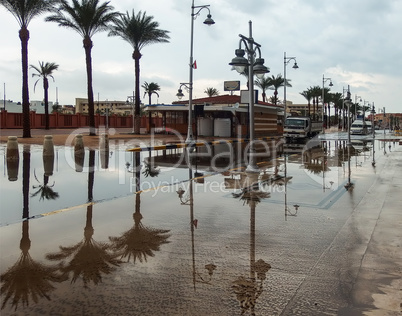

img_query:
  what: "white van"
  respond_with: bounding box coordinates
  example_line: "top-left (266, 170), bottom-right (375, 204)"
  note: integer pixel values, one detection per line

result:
top-left (350, 120), bottom-right (368, 135)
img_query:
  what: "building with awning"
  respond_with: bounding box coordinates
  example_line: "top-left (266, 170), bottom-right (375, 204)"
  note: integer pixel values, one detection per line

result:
top-left (143, 94), bottom-right (283, 137)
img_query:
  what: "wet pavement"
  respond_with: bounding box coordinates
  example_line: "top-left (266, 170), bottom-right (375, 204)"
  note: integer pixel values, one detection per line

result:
top-left (0, 130), bottom-right (401, 315)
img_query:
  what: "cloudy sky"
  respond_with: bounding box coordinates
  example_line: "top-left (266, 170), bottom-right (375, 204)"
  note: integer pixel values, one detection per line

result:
top-left (1, 0), bottom-right (401, 113)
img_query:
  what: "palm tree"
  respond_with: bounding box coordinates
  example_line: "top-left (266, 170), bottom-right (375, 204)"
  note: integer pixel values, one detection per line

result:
top-left (329, 92), bottom-right (343, 127)
top-left (108, 10), bottom-right (170, 134)
top-left (204, 87), bottom-right (219, 97)
top-left (254, 76), bottom-right (272, 102)
top-left (300, 89), bottom-right (313, 116)
top-left (30, 61), bottom-right (59, 130)
top-left (142, 81), bottom-right (160, 105)
top-left (322, 87), bottom-right (331, 127)
top-left (0, 0), bottom-right (55, 138)
top-left (45, 0), bottom-right (120, 136)
top-left (142, 81), bottom-right (160, 133)
top-left (310, 86), bottom-right (322, 120)
top-left (267, 74), bottom-right (291, 106)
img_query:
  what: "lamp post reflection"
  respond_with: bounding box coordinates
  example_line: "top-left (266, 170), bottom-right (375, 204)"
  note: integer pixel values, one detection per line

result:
top-left (344, 145), bottom-right (353, 190)
top-left (177, 161), bottom-right (216, 288)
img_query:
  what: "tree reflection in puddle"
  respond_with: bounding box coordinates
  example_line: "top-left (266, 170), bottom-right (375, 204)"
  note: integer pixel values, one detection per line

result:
top-left (45, 150), bottom-right (121, 288)
top-left (109, 151), bottom-right (170, 263)
top-left (1, 145), bottom-right (66, 311)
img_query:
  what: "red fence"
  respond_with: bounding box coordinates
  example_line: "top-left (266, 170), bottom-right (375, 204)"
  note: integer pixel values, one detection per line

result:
top-left (0, 111), bottom-right (162, 130)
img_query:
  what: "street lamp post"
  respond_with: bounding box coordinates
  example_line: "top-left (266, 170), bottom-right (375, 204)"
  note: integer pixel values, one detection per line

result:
top-left (283, 52), bottom-right (298, 122)
top-left (177, 0), bottom-right (215, 145)
top-left (322, 75), bottom-right (333, 133)
top-left (344, 85), bottom-right (352, 146)
top-left (229, 21), bottom-right (270, 172)
top-left (370, 104), bottom-right (376, 166)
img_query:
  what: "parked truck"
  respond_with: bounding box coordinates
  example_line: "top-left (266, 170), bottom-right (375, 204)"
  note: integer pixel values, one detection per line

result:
top-left (284, 116), bottom-right (322, 142)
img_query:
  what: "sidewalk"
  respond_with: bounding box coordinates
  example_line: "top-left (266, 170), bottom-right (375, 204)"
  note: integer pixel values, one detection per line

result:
top-left (346, 144), bottom-right (402, 314)
top-left (0, 128), bottom-right (183, 148)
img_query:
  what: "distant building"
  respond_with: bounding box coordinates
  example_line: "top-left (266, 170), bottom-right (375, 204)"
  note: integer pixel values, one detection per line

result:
top-left (75, 98), bottom-right (134, 116)
top-left (286, 101), bottom-right (323, 116)
top-left (0, 99), bottom-right (53, 114)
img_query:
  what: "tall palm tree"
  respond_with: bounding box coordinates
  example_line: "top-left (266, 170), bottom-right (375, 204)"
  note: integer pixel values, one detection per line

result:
top-left (322, 87), bottom-right (331, 127)
top-left (0, 0), bottom-right (55, 138)
top-left (45, 0), bottom-right (120, 136)
top-left (204, 87), bottom-right (219, 97)
top-left (329, 92), bottom-right (343, 127)
top-left (108, 10), bottom-right (170, 134)
top-left (30, 61), bottom-right (59, 130)
top-left (142, 81), bottom-right (160, 133)
top-left (300, 89), bottom-right (313, 116)
top-left (310, 86), bottom-right (322, 120)
top-left (267, 74), bottom-right (291, 106)
top-left (254, 76), bottom-right (272, 103)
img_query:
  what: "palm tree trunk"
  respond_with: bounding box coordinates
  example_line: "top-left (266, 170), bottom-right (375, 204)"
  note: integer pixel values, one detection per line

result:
top-left (88, 149), bottom-right (95, 202)
top-left (148, 93), bottom-right (152, 133)
top-left (84, 37), bottom-right (96, 136)
top-left (312, 99), bottom-right (316, 117)
top-left (44, 78), bottom-right (49, 130)
top-left (133, 50), bottom-right (142, 134)
top-left (20, 27), bottom-right (31, 138)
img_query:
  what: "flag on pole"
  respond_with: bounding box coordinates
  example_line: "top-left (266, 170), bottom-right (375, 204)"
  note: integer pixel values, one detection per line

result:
top-left (193, 60), bottom-right (197, 69)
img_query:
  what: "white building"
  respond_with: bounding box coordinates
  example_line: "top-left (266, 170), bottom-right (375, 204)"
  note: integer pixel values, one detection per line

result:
top-left (0, 99), bottom-right (53, 114)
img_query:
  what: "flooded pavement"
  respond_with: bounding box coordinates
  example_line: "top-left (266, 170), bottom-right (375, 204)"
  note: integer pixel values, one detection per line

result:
top-left (0, 131), bottom-right (401, 315)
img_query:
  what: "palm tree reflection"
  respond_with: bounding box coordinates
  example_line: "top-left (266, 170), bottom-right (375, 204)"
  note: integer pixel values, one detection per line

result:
top-left (232, 172), bottom-right (270, 206)
top-left (31, 170), bottom-right (59, 201)
top-left (110, 151), bottom-right (170, 263)
top-left (231, 171), bottom-right (271, 315)
top-left (1, 145), bottom-right (66, 311)
top-left (46, 150), bottom-right (121, 288)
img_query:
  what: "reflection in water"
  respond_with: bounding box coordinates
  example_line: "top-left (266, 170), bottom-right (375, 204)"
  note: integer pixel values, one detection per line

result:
top-left (1, 145), bottom-right (66, 311)
top-left (6, 136), bottom-right (19, 181)
top-left (232, 172), bottom-right (270, 206)
top-left (31, 152), bottom-right (59, 201)
top-left (110, 152), bottom-right (170, 263)
top-left (0, 220), bottom-right (67, 311)
top-left (143, 149), bottom-right (160, 178)
top-left (31, 171), bottom-right (59, 201)
top-left (6, 159), bottom-right (19, 182)
top-left (46, 150), bottom-right (121, 288)
top-left (74, 135), bottom-right (85, 172)
top-left (178, 157), bottom-right (217, 288)
top-left (99, 133), bottom-right (109, 170)
top-left (230, 171), bottom-right (271, 314)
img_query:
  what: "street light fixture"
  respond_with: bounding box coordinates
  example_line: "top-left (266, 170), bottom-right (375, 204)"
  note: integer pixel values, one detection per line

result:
top-left (370, 104), bottom-right (376, 167)
top-left (229, 21), bottom-right (270, 172)
top-left (178, 0), bottom-right (215, 145)
top-left (322, 75), bottom-right (333, 132)
top-left (283, 52), bottom-right (298, 121)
